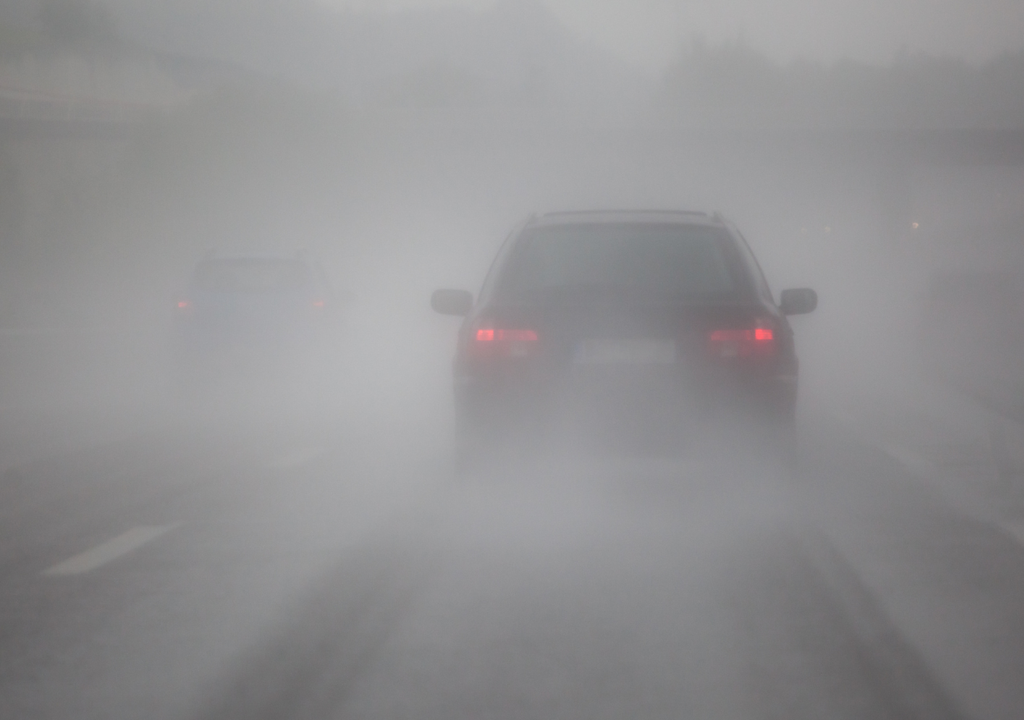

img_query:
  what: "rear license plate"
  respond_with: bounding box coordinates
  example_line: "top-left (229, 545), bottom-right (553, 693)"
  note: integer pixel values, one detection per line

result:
top-left (574, 338), bottom-right (676, 365)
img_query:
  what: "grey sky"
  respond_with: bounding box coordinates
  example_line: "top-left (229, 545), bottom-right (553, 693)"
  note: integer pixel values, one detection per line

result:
top-left (318, 0), bottom-right (1024, 69)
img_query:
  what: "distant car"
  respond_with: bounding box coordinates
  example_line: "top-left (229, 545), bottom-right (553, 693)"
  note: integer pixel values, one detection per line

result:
top-left (171, 252), bottom-right (335, 392)
top-left (431, 210), bottom-right (817, 457)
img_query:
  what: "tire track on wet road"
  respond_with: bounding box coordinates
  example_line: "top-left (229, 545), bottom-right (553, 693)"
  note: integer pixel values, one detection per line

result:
top-left (190, 532), bottom-right (441, 720)
top-left (796, 527), bottom-right (971, 720)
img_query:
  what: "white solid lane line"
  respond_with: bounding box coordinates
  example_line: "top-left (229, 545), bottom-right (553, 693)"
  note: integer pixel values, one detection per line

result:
top-left (828, 412), bottom-right (933, 477)
top-left (877, 442), bottom-right (1024, 552)
top-left (271, 446), bottom-right (328, 470)
top-left (43, 525), bottom-right (178, 577)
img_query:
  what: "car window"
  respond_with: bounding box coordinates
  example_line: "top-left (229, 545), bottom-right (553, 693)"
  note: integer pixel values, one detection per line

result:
top-left (733, 231), bottom-right (775, 306)
top-left (498, 223), bottom-right (737, 302)
top-left (476, 220), bottom-right (530, 306)
top-left (194, 259), bottom-right (310, 293)
top-left (313, 262), bottom-right (333, 293)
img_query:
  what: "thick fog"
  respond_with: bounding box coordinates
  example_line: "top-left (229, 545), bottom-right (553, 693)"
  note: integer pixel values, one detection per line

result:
top-left (3, 0), bottom-right (1023, 439)
top-left (2, 1), bottom-right (1024, 718)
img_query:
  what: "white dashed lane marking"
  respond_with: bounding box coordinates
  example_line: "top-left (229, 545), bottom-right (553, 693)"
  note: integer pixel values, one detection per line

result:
top-left (43, 525), bottom-right (178, 576)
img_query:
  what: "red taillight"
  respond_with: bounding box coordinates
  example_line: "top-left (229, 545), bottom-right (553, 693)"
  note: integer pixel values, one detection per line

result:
top-left (312, 299), bottom-right (325, 309)
top-left (470, 327), bottom-right (539, 358)
top-left (177, 300), bottom-right (191, 310)
top-left (708, 323), bottom-right (776, 358)
top-left (475, 328), bottom-right (538, 343)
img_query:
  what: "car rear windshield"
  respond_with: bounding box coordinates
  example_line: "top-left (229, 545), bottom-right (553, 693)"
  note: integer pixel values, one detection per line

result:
top-left (499, 223), bottom-right (738, 302)
top-left (194, 259), bottom-right (309, 293)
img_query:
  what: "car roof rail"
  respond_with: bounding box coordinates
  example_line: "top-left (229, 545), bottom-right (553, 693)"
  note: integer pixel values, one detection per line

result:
top-left (541, 209), bottom-right (709, 218)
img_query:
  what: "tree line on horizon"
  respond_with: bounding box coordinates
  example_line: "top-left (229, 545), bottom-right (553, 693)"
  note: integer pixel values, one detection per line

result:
top-left (5, 1), bottom-right (1024, 128)
top-left (658, 40), bottom-right (1024, 129)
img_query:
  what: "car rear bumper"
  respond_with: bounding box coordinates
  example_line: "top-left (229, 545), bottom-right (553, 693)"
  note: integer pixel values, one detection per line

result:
top-left (454, 363), bottom-right (796, 444)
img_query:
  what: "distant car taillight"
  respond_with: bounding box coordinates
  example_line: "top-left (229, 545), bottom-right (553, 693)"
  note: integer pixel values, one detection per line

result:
top-left (475, 328), bottom-right (538, 342)
top-left (708, 321), bottom-right (776, 358)
top-left (177, 300), bottom-right (192, 311)
top-left (312, 299), bottom-right (325, 309)
top-left (469, 327), bottom-right (539, 358)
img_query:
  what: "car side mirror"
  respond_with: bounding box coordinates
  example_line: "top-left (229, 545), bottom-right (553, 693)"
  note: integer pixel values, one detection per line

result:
top-left (780, 288), bottom-right (817, 315)
top-left (431, 288), bottom-right (473, 316)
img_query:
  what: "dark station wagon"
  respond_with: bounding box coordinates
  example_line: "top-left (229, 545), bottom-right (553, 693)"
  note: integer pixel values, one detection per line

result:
top-left (432, 210), bottom-right (817, 458)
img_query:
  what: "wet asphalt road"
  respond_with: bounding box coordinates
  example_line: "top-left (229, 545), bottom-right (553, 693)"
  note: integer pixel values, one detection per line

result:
top-left (1, 401), bottom-right (1024, 720)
